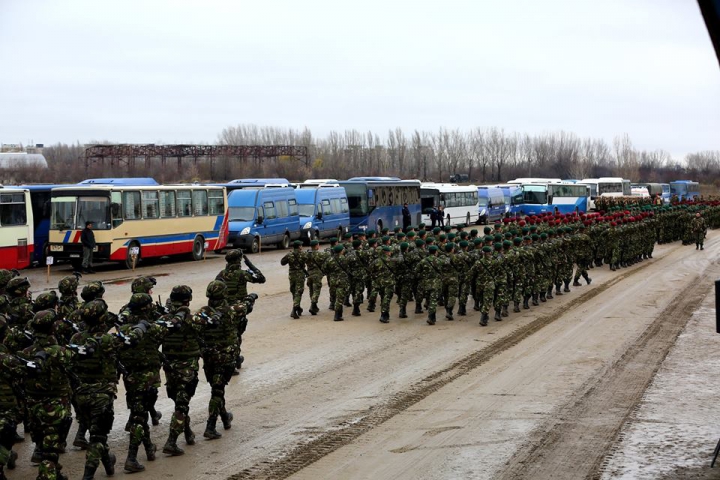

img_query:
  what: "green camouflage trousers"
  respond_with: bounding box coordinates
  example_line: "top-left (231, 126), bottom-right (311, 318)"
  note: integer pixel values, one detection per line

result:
top-left (306, 275), bottom-right (323, 303)
top-left (419, 284), bottom-right (439, 315)
top-left (289, 272), bottom-right (305, 307)
top-left (203, 362), bottom-right (235, 421)
top-left (476, 281), bottom-right (495, 314)
top-left (123, 369), bottom-right (161, 448)
top-left (494, 282), bottom-right (509, 308)
top-left (27, 396), bottom-right (71, 476)
top-left (76, 386), bottom-right (115, 470)
top-left (397, 276), bottom-right (414, 309)
top-left (164, 357), bottom-right (200, 438)
top-left (373, 281), bottom-right (395, 314)
top-left (0, 414), bottom-right (16, 469)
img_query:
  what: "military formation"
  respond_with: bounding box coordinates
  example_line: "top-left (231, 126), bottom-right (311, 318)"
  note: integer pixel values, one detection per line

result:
top-left (0, 249), bottom-right (263, 480)
top-left (281, 201), bottom-right (720, 326)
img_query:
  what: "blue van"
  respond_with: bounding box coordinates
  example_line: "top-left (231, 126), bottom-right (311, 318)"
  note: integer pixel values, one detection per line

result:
top-left (477, 187), bottom-right (506, 224)
top-left (295, 185), bottom-right (350, 242)
top-left (227, 187), bottom-right (301, 253)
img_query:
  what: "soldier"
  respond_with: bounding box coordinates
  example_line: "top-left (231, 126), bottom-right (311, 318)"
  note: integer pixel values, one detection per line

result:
top-left (472, 246), bottom-right (497, 326)
top-left (118, 293), bottom-right (165, 473)
top-left (160, 286), bottom-right (206, 456)
top-left (280, 241), bottom-right (308, 319)
top-left (440, 243), bottom-right (459, 320)
top-left (200, 281), bottom-right (252, 440)
top-left (415, 245), bottom-right (442, 325)
top-left (369, 246), bottom-right (399, 323)
top-left (395, 242), bottom-right (414, 318)
top-left (346, 240), bottom-right (369, 316)
top-left (20, 310), bottom-right (74, 480)
top-left (304, 240), bottom-right (326, 315)
top-left (323, 245), bottom-right (351, 321)
top-left (0, 269), bottom-right (20, 315)
top-left (691, 212), bottom-right (707, 250)
top-left (57, 274), bottom-right (81, 322)
top-left (0, 314), bottom-right (24, 480)
top-left (71, 299), bottom-right (148, 480)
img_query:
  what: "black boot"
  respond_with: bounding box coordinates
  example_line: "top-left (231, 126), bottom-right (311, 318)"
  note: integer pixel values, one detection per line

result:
top-left (334, 306), bottom-right (344, 322)
top-left (540, 292), bottom-right (546, 302)
top-left (328, 299), bottom-right (335, 310)
top-left (143, 438), bottom-right (156, 461)
top-left (203, 418), bottom-right (222, 440)
top-left (414, 302), bottom-right (423, 314)
top-left (610, 264), bottom-right (616, 271)
top-left (7, 451), bottom-right (17, 470)
top-left (555, 285), bottom-right (562, 296)
top-left (480, 313), bottom-right (489, 326)
top-left (563, 280), bottom-right (570, 293)
top-left (31, 446), bottom-right (42, 464)
top-left (184, 418), bottom-right (195, 445)
top-left (124, 445), bottom-right (145, 473)
top-left (546, 287), bottom-right (554, 300)
top-left (501, 305), bottom-right (509, 317)
top-left (573, 279), bottom-right (582, 287)
top-left (343, 297), bottom-right (352, 307)
top-left (445, 306), bottom-right (454, 320)
top-left (82, 465), bottom-right (97, 480)
top-left (310, 302), bottom-right (319, 315)
top-left (220, 411), bottom-right (233, 430)
top-left (352, 304), bottom-right (361, 316)
top-left (532, 294), bottom-right (539, 306)
top-left (583, 273), bottom-right (592, 285)
top-left (73, 427), bottom-right (89, 450)
top-left (494, 309), bottom-right (502, 321)
top-left (399, 306), bottom-right (408, 318)
top-left (162, 432), bottom-right (185, 456)
top-left (102, 451), bottom-right (116, 476)
top-left (379, 312), bottom-right (390, 323)
top-left (523, 296), bottom-right (530, 309)
top-left (151, 410), bottom-right (162, 427)
top-left (290, 306), bottom-right (299, 319)
top-left (367, 302), bottom-right (375, 313)
top-left (513, 301), bottom-right (520, 313)
top-left (426, 312), bottom-right (436, 325)
top-left (701, 245), bottom-right (704, 250)
top-left (473, 299), bottom-right (481, 311)
top-left (458, 303), bottom-right (467, 316)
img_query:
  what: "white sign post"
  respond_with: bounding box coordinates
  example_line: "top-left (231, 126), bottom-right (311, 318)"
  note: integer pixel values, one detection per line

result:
top-left (129, 246), bottom-right (140, 271)
top-left (45, 256), bottom-right (54, 283)
top-left (204, 241), bottom-right (209, 261)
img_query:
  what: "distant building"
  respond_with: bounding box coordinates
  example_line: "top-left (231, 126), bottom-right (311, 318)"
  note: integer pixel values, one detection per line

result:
top-left (0, 152), bottom-right (48, 169)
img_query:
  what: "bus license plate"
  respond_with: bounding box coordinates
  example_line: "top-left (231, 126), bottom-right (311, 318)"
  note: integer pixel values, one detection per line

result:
top-left (50, 245), bottom-right (63, 252)
top-left (70, 254), bottom-right (80, 258)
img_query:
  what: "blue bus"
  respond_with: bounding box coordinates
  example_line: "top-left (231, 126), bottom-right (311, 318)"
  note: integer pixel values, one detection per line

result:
top-left (226, 186), bottom-right (301, 253)
top-left (295, 184), bottom-right (350, 242)
top-left (477, 187), bottom-right (506, 224)
top-left (518, 182), bottom-right (590, 215)
top-left (338, 179), bottom-right (421, 233)
top-left (669, 180), bottom-right (700, 201)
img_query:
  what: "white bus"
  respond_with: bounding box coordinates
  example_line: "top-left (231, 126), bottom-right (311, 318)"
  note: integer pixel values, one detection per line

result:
top-left (48, 183), bottom-right (229, 269)
top-left (420, 183), bottom-right (479, 226)
top-left (507, 178), bottom-right (562, 185)
top-left (579, 177), bottom-right (632, 210)
top-left (0, 188), bottom-right (33, 270)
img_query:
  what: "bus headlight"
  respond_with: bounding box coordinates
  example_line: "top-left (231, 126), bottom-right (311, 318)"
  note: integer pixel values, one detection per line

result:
top-left (303, 221), bottom-right (312, 230)
top-left (240, 227), bottom-right (250, 235)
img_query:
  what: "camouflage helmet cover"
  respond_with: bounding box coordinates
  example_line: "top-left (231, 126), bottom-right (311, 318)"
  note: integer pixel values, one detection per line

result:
top-left (33, 291), bottom-right (59, 312)
top-left (58, 275), bottom-right (79, 295)
top-left (206, 280), bottom-right (227, 299)
top-left (131, 276), bottom-right (157, 294)
top-left (30, 310), bottom-right (57, 333)
top-left (5, 277), bottom-right (30, 296)
top-left (80, 299), bottom-right (109, 323)
top-left (128, 293), bottom-right (153, 310)
top-left (0, 269), bottom-right (19, 290)
top-left (81, 281), bottom-right (105, 301)
top-left (170, 285), bottom-right (193, 303)
top-left (225, 249), bottom-right (243, 264)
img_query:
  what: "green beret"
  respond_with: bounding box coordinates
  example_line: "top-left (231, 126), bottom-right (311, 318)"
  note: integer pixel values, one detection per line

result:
top-left (433, 227), bottom-right (441, 234)
top-left (448, 233), bottom-right (456, 240)
top-left (396, 232), bottom-right (405, 238)
top-left (540, 233), bottom-right (548, 240)
top-left (400, 242), bottom-right (409, 250)
top-left (531, 234), bottom-right (540, 241)
top-left (521, 227), bottom-right (529, 234)
top-left (459, 240), bottom-right (469, 248)
top-left (426, 237), bottom-right (435, 244)
top-left (381, 227), bottom-right (390, 233)
top-left (352, 240), bottom-right (362, 248)
top-left (382, 246), bottom-right (392, 252)
top-left (367, 230), bottom-right (376, 236)
top-left (428, 245), bottom-right (438, 253)
top-left (329, 237), bottom-right (338, 244)
top-left (473, 238), bottom-right (483, 245)
top-left (530, 225), bottom-right (537, 231)
top-left (357, 231), bottom-right (367, 237)
top-left (407, 231), bottom-right (416, 238)
top-left (470, 229), bottom-right (478, 236)
top-left (444, 243), bottom-right (454, 253)
top-left (503, 240), bottom-right (512, 247)
top-left (482, 246), bottom-right (492, 253)
top-left (381, 236), bottom-right (390, 243)
top-left (483, 227), bottom-right (492, 234)
top-left (484, 235), bottom-right (493, 243)
top-left (415, 239), bottom-right (425, 247)
top-left (493, 234), bottom-right (502, 241)
top-left (332, 245), bottom-right (344, 252)
top-left (293, 240), bottom-right (303, 248)
top-left (418, 223), bottom-right (426, 229)
top-left (443, 226), bottom-right (452, 232)
top-left (494, 242), bottom-right (502, 250)
top-left (393, 226), bottom-right (402, 232)
top-left (523, 235), bottom-right (531, 241)
top-left (343, 232), bottom-right (353, 239)
top-left (309, 240), bottom-right (320, 246)
top-left (459, 231), bottom-right (468, 238)
top-left (368, 238), bottom-right (378, 245)
top-left (438, 234), bottom-right (447, 241)
top-left (504, 232), bottom-right (512, 239)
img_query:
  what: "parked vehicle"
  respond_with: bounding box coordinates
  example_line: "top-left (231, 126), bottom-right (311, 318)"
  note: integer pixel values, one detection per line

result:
top-left (477, 187), bottom-right (506, 224)
top-left (338, 179), bottom-right (421, 233)
top-left (227, 186), bottom-right (301, 253)
top-left (295, 184), bottom-right (350, 242)
top-left (420, 183), bottom-right (479, 226)
top-left (0, 188), bottom-right (33, 269)
top-left (669, 180), bottom-right (700, 201)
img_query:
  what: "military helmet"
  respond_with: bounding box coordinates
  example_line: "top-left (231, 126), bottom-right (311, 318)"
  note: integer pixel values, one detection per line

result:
top-left (58, 275), bottom-right (79, 295)
top-left (170, 285), bottom-right (193, 303)
top-left (81, 281), bottom-right (105, 301)
top-left (225, 249), bottom-right (243, 264)
top-left (30, 310), bottom-right (57, 334)
top-left (131, 276), bottom-right (157, 294)
top-left (81, 299), bottom-right (108, 324)
top-left (6, 277), bottom-right (30, 296)
top-left (206, 280), bottom-right (227, 300)
top-left (128, 293), bottom-right (153, 311)
top-left (33, 291), bottom-right (59, 312)
top-left (0, 269), bottom-right (19, 290)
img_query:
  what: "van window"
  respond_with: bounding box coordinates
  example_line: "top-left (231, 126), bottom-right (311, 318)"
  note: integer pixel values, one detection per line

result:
top-left (177, 190), bottom-right (192, 217)
top-left (208, 189), bottom-right (224, 215)
top-left (193, 190), bottom-right (208, 216)
top-left (288, 198), bottom-right (299, 216)
top-left (340, 198), bottom-right (349, 213)
top-left (142, 191), bottom-right (159, 219)
top-left (264, 201), bottom-right (276, 219)
top-left (330, 198), bottom-right (341, 215)
top-left (322, 199), bottom-right (332, 215)
top-left (160, 191), bottom-right (176, 217)
top-left (123, 191), bottom-right (141, 220)
top-left (276, 200), bottom-right (289, 218)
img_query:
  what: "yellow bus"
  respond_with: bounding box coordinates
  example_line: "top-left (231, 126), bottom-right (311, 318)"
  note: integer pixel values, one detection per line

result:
top-left (48, 184), bottom-right (228, 268)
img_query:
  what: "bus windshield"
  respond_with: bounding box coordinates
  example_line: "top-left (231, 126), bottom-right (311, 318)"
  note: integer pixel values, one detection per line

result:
top-left (599, 183), bottom-right (623, 195)
top-left (228, 206), bottom-right (256, 222)
top-left (297, 204), bottom-right (316, 217)
top-left (511, 190), bottom-right (523, 205)
top-left (522, 185), bottom-right (547, 205)
top-left (51, 195), bottom-right (111, 230)
top-left (344, 183), bottom-right (369, 217)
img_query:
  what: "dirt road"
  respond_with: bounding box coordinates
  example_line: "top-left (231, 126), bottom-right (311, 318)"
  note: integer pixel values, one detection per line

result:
top-left (11, 233), bottom-right (720, 480)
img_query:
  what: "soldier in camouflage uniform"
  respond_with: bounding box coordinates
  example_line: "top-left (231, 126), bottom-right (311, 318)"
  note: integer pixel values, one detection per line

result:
top-left (440, 243), bottom-right (459, 320)
top-left (70, 299), bottom-right (148, 480)
top-left (20, 310), bottom-right (74, 480)
top-left (323, 245), bottom-right (351, 321)
top-left (200, 281), bottom-right (251, 440)
top-left (56, 274), bottom-right (81, 324)
top-left (3, 277), bottom-right (34, 354)
top-left (160, 285), bottom-right (206, 456)
top-left (281, 241), bottom-right (308, 319)
top-left (346, 240), bottom-right (369, 317)
top-left (493, 242), bottom-right (509, 320)
top-left (118, 293), bottom-right (166, 473)
top-left (369, 246), bottom-right (400, 323)
top-left (304, 240), bottom-right (326, 315)
top-left (395, 242), bottom-right (414, 318)
top-left (573, 225), bottom-right (593, 286)
top-left (415, 245), bottom-right (442, 325)
top-left (472, 246), bottom-right (498, 326)
top-left (0, 314), bottom-right (23, 480)
top-left (691, 212), bottom-right (707, 249)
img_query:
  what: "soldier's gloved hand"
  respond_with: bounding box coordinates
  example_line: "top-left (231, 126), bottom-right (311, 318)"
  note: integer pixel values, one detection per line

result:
top-left (208, 313), bottom-right (223, 325)
top-left (133, 320), bottom-right (150, 334)
top-left (34, 350), bottom-right (49, 362)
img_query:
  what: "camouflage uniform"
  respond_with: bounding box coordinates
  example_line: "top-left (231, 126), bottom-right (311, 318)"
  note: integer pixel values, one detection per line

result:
top-left (471, 248), bottom-right (498, 325)
top-left (304, 241), bottom-right (327, 315)
top-left (0, 315), bottom-right (24, 480)
top-left (369, 248), bottom-right (399, 323)
top-left (690, 215), bottom-right (707, 249)
top-left (280, 243), bottom-right (308, 318)
top-left (395, 243), bottom-right (415, 318)
top-left (322, 246), bottom-right (351, 321)
top-left (415, 247), bottom-right (442, 325)
top-left (440, 244), bottom-right (459, 320)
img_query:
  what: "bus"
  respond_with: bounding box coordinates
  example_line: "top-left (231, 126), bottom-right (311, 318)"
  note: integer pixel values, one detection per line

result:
top-left (420, 183), bottom-right (479, 226)
top-left (0, 188), bottom-right (33, 270)
top-left (338, 179), bottom-right (421, 233)
top-left (634, 183), bottom-right (671, 204)
top-left (669, 180), bottom-right (700, 201)
top-left (517, 182), bottom-right (590, 215)
top-left (508, 178), bottom-right (562, 185)
top-left (579, 177), bottom-right (631, 210)
top-left (48, 184), bottom-right (228, 269)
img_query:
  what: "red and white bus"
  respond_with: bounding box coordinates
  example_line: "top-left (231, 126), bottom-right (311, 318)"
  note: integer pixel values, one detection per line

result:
top-left (0, 188), bottom-right (33, 269)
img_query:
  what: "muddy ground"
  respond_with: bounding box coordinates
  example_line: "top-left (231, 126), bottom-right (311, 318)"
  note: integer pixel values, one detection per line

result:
top-left (11, 232), bottom-right (720, 480)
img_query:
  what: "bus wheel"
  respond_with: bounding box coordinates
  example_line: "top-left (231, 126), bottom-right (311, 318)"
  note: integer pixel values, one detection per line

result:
top-left (250, 237), bottom-right (260, 254)
top-left (125, 242), bottom-right (140, 270)
top-left (192, 236), bottom-right (205, 261)
top-left (278, 233), bottom-right (290, 250)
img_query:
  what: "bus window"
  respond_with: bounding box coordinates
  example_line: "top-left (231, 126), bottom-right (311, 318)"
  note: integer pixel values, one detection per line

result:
top-left (142, 191), bottom-right (159, 219)
top-left (0, 193), bottom-right (27, 226)
top-left (51, 196), bottom-right (76, 230)
top-left (193, 190), bottom-right (208, 216)
top-left (177, 191), bottom-right (192, 217)
top-left (78, 196), bottom-right (110, 230)
top-left (160, 191), bottom-right (176, 217)
top-left (263, 202), bottom-right (276, 219)
top-left (111, 192), bottom-right (123, 228)
top-left (289, 198), bottom-right (299, 216)
top-left (123, 192), bottom-right (142, 220)
top-left (208, 189), bottom-right (224, 215)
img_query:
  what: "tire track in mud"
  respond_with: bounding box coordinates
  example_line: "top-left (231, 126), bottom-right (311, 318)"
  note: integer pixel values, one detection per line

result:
top-left (496, 266), bottom-right (713, 480)
top-left (228, 260), bottom-right (656, 480)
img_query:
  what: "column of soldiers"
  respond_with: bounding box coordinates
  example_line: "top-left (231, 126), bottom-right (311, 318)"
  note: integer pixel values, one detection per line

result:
top-left (282, 202), bottom-right (720, 326)
top-left (0, 247), bottom-right (264, 480)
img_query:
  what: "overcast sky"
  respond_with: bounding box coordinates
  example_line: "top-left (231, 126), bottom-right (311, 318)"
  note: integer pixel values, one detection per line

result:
top-left (0, 0), bottom-right (718, 157)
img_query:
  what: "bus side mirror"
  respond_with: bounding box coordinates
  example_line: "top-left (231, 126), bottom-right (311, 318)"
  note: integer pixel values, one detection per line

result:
top-left (111, 203), bottom-right (120, 216)
top-left (256, 216), bottom-right (264, 225)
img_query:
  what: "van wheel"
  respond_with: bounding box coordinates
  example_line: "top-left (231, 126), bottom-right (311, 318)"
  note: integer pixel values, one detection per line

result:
top-left (250, 237), bottom-right (260, 254)
top-left (125, 242), bottom-right (140, 270)
top-left (192, 236), bottom-right (205, 261)
top-left (278, 233), bottom-right (290, 250)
